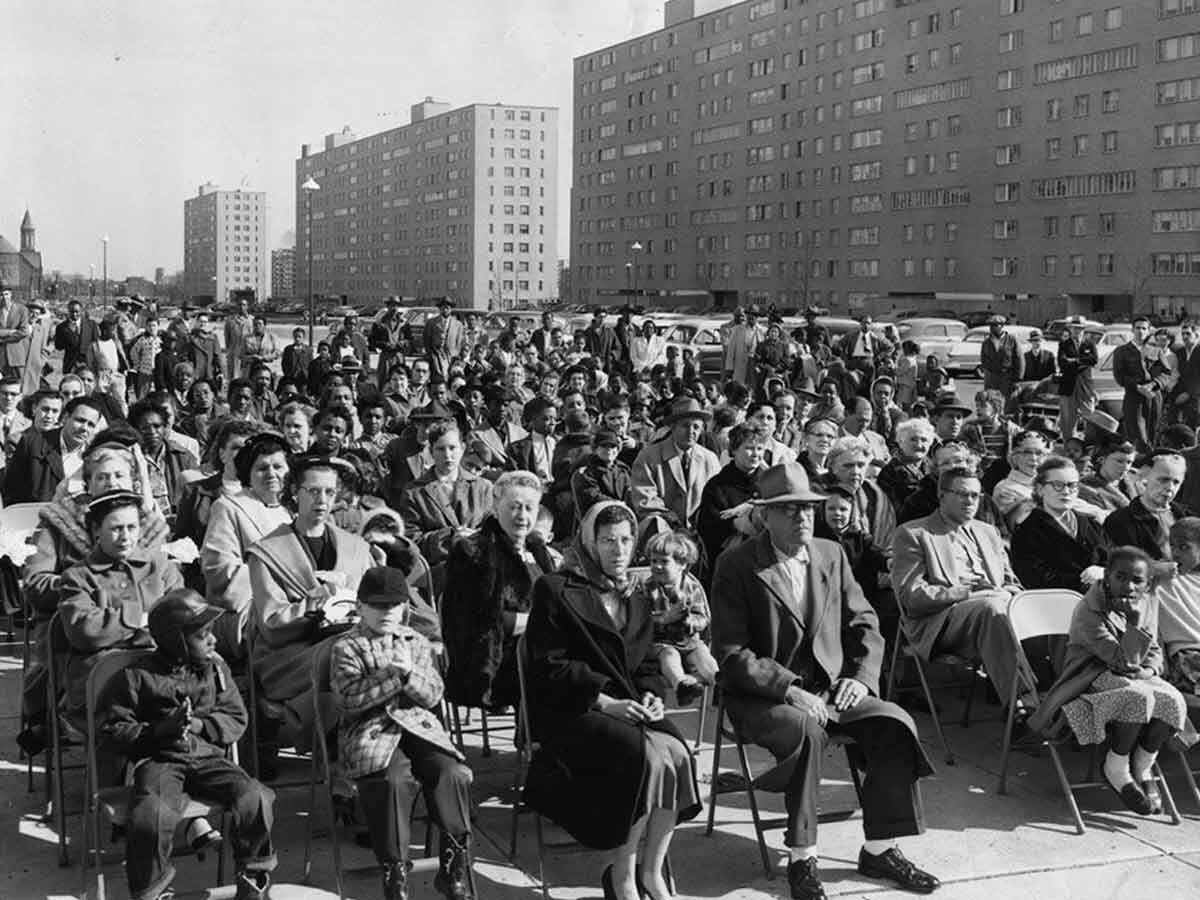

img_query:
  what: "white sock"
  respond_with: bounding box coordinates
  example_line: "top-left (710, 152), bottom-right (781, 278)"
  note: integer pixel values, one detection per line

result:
top-left (1103, 750), bottom-right (1134, 788)
top-left (1131, 746), bottom-right (1158, 783)
top-left (862, 839), bottom-right (895, 856)
top-left (789, 845), bottom-right (819, 862)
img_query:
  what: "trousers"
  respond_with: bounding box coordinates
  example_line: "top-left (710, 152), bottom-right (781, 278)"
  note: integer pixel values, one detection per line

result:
top-left (930, 594), bottom-right (1033, 701)
top-left (356, 732), bottom-right (472, 864)
top-left (127, 755), bottom-right (276, 900)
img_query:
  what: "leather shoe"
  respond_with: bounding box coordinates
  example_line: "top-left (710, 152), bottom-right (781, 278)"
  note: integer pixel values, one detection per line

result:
top-left (786, 857), bottom-right (827, 900)
top-left (857, 847), bottom-right (941, 894)
top-left (1102, 772), bottom-right (1153, 816)
top-left (1141, 778), bottom-right (1163, 815)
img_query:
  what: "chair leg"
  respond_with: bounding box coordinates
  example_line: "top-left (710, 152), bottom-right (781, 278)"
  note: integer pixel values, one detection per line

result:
top-left (1154, 762), bottom-right (1182, 826)
top-left (664, 853), bottom-right (676, 895)
top-left (1178, 749), bottom-right (1200, 809)
top-left (482, 708), bottom-right (492, 758)
top-left (327, 777), bottom-right (346, 900)
top-left (535, 811), bottom-right (550, 900)
top-left (1047, 744), bottom-right (1086, 835)
top-left (884, 630), bottom-right (904, 701)
top-left (735, 737), bottom-right (773, 879)
top-left (216, 812), bottom-right (229, 885)
top-left (913, 655), bottom-right (953, 765)
top-left (53, 727), bottom-right (69, 867)
top-left (960, 667), bottom-right (978, 729)
top-left (303, 745), bottom-right (320, 882)
top-left (450, 704), bottom-right (465, 751)
top-left (705, 707), bottom-right (726, 836)
top-left (694, 685), bottom-right (710, 751)
top-left (997, 673), bottom-right (1022, 796)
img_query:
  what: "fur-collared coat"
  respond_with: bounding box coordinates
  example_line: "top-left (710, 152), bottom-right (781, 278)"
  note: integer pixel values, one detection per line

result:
top-left (441, 515), bottom-right (560, 708)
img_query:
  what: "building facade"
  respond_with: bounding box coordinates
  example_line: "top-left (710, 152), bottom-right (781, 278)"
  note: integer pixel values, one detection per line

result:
top-left (271, 247), bottom-right (295, 299)
top-left (0, 210), bottom-right (43, 300)
top-left (183, 184), bottom-right (267, 303)
top-left (571, 0), bottom-right (1200, 318)
top-left (294, 98), bottom-right (560, 311)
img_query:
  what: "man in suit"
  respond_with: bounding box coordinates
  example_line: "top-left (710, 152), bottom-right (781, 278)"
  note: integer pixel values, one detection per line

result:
top-left (581, 308), bottom-right (619, 369)
top-left (629, 397), bottom-right (721, 531)
top-left (505, 396), bottom-right (558, 486)
top-left (53, 300), bottom-right (98, 376)
top-left (1022, 329), bottom-right (1056, 382)
top-left (979, 315), bottom-right (1023, 397)
top-left (1170, 318), bottom-right (1200, 429)
top-left (1113, 316), bottom-right (1176, 452)
top-left (0, 284), bottom-right (32, 379)
top-left (712, 463), bottom-right (939, 900)
top-left (423, 298), bottom-right (465, 380)
top-left (222, 296), bottom-right (253, 383)
top-left (891, 465), bottom-right (1027, 704)
top-left (1103, 449), bottom-right (1188, 565)
top-left (1055, 317), bottom-right (1088, 440)
top-left (838, 316), bottom-right (892, 397)
top-left (530, 310), bottom-right (557, 360)
top-left (2, 395), bottom-right (103, 504)
top-left (368, 297), bottom-right (406, 390)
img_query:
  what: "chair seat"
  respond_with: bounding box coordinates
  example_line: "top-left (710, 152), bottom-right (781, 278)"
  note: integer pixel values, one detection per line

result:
top-left (98, 785), bottom-right (218, 827)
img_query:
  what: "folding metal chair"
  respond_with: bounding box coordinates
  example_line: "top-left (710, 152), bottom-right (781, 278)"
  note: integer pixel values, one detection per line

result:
top-left (81, 647), bottom-right (232, 900)
top-left (885, 592), bottom-right (985, 765)
top-left (45, 612), bottom-right (82, 867)
top-left (703, 686), bottom-right (863, 879)
top-left (1179, 695), bottom-right (1200, 810)
top-left (997, 589), bottom-right (1181, 833)
top-left (0, 501), bottom-right (45, 642)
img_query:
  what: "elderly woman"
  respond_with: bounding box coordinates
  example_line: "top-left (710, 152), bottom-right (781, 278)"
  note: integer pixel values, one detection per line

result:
top-left (991, 429), bottom-right (1051, 529)
top-left (524, 501), bottom-right (701, 900)
top-left (696, 421), bottom-right (768, 573)
top-left (821, 435), bottom-right (896, 549)
top-left (278, 401), bottom-right (314, 455)
top-left (1012, 456), bottom-right (1111, 591)
top-left (441, 471), bottom-right (561, 709)
top-left (1079, 437), bottom-right (1139, 512)
top-left (876, 417), bottom-right (934, 512)
top-left (247, 454), bottom-right (374, 750)
top-left (58, 489), bottom-right (184, 723)
top-left (174, 418), bottom-right (262, 548)
top-left (400, 419), bottom-right (494, 566)
top-left (798, 416), bottom-right (838, 480)
top-left (200, 432), bottom-right (293, 662)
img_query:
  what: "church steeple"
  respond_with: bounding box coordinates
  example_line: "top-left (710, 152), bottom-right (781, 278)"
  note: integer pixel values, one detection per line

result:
top-left (20, 209), bottom-right (34, 253)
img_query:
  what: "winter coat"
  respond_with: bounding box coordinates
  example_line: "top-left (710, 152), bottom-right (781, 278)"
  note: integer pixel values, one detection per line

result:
top-left (1011, 508), bottom-right (1110, 591)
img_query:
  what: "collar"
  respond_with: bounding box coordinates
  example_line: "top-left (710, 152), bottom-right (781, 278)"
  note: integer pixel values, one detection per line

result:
top-left (86, 547), bottom-right (150, 570)
top-left (1007, 470), bottom-right (1035, 486)
top-left (771, 542), bottom-right (810, 566)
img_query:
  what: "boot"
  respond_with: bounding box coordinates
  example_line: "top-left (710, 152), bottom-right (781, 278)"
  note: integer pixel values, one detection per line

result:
top-left (383, 860), bottom-right (408, 900)
top-left (433, 835), bottom-right (474, 900)
top-left (234, 870), bottom-right (270, 900)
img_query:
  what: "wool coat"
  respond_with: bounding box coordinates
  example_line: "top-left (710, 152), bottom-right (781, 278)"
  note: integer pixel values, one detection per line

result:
top-left (1010, 507), bottom-right (1110, 591)
top-left (694, 461), bottom-right (760, 577)
top-left (399, 468), bottom-right (494, 565)
top-left (1103, 498), bottom-right (1190, 560)
top-left (3, 426), bottom-right (66, 504)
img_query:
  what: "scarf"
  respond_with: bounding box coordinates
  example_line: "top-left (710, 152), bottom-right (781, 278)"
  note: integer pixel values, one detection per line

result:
top-left (561, 500), bottom-right (640, 604)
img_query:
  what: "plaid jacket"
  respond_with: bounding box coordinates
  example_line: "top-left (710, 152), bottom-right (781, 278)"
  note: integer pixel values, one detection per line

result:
top-left (331, 623), bottom-right (463, 779)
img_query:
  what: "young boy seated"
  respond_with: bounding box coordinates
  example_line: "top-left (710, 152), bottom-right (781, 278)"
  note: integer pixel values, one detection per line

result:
top-left (101, 590), bottom-right (276, 900)
top-left (570, 429), bottom-right (632, 525)
top-left (331, 567), bottom-right (474, 900)
top-left (644, 531), bottom-right (719, 706)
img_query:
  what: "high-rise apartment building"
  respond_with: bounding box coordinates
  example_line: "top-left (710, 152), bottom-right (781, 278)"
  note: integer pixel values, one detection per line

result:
top-left (294, 98), bottom-right (560, 311)
top-left (183, 184), bottom-right (267, 302)
top-left (271, 247), bottom-right (295, 299)
top-left (571, 0), bottom-right (1200, 317)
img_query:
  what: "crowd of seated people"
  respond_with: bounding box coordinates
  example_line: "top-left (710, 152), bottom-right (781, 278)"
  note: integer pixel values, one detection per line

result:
top-left (3, 300), bottom-right (1200, 900)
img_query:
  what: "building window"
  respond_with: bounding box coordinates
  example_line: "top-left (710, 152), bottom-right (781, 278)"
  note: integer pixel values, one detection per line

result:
top-left (1074, 94), bottom-right (1090, 117)
top-left (1047, 137), bottom-right (1062, 159)
top-left (1100, 211), bottom-right (1117, 234)
top-left (1042, 255), bottom-right (1059, 277)
top-left (1074, 134), bottom-right (1090, 156)
top-left (1104, 7), bottom-right (1123, 30)
top-left (1098, 253), bottom-right (1115, 275)
top-left (1077, 13), bottom-right (1094, 35)
top-left (1047, 98), bottom-right (1063, 121)
top-left (1044, 216), bottom-right (1060, 238)
top-left (1049, 20), bottom-right (1064, 42)
top-left (1071, 214), bottom-right (1088, 236)
top-left (1070, 254), bottom-right (1085, 276)
top-left (1102, 89), bottom-right (1121, 113)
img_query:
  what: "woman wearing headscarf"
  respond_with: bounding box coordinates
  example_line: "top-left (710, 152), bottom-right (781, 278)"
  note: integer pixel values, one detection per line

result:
top-left (524, 500), bottom-right (701, 900)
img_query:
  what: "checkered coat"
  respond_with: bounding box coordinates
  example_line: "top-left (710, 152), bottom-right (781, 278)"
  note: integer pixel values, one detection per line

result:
top-left (331, 623), bottom-right (463, 779)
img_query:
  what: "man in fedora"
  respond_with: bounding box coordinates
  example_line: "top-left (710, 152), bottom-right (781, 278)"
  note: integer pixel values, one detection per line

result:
top-left (423, 298), bottom-right (465, 380)
top-left (630, 396), bottom-right (720, 531)
top-left (929, 394), bottom-right (972, 453)
top-left (979, 314), bottom-right (1023, 397)
top-left (370, 296), bottom-right (408, 390)
top-left (712, 463), bottom-right (939, 900)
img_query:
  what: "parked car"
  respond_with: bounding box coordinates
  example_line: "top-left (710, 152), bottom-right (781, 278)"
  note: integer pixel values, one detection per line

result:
top-left (483, 310), bottom-right (570, 342)
top-left (659, 319), bottom-right (726, 378)
top-left (1043, 318), bottom-right (1104, 342)
top-left (944, 325), bottom-right (1060, 376)
top-left (892, 318), bottom-right (969, 364)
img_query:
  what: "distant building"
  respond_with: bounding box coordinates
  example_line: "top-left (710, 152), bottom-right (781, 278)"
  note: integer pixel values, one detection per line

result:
top-left (271, 247), bottom-right (295, 299)
top-left (295, 97), bottom-right (560, 310)
top-left (183, 183), bottom-right (267, 303)
top-left (0, 210), bottom-right (43, 300)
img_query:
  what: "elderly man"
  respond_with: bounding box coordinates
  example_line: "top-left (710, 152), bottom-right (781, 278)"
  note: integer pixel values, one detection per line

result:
top-left (891, 465), bottom-right (1027, 705)
top-left (1023, 329), bottom-right (1056, 383)
top-left (1113, 316), bottom-right (1176, 453)
top-left (423, 298), bottom-right (465, 380)
top-left (630, 397), bottom-right (720, 531)
top-left (979, 315), bottom-right (1023, 397)
top-left (1103, 449), bottom-right (1188, 564)
top-left (712, 463), bottom-right (939, 900)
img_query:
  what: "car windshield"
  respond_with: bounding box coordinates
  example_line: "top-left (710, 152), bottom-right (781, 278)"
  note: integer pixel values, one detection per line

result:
top-left (964, 332), bottom-right (986, 343)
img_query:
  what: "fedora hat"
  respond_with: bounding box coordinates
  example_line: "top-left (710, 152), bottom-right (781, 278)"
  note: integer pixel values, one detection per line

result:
top-left (932, 394), bottom-right (972, 417)
top-left (752, 463), bottom-right (827, 506)
top-left (793, 377), bottom-right (819, 400)
top-left (664, 397), bottom-right (712, 425)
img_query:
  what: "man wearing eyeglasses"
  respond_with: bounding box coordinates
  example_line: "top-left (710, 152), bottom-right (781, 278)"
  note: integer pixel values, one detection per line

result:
top-left (712, 463), bottom-right (940, 900)
top-left (892, 466), bottom-right (1028, 710)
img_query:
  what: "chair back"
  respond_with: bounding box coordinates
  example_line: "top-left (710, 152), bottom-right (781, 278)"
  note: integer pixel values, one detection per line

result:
top-left (398, 535), bottom-right (435, 606)
top-left (514, 632), bottom-right (536, 755)
top-left (310, 636), bottom-right (339, 737)
top-left (1006, 589), bottom-right (1083, 642)
top-left (0, 501), bottom-right (48, 537)
top-left (84, 643), bottom-right (154, 808)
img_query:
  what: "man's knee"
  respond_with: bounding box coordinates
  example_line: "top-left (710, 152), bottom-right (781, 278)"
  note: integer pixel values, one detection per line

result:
top-left (439, 760), bottom-right (474, 793)
top-left (129, 792), bottom-right (180, 833)
top-left (758, 703), bottom-right (826, 756)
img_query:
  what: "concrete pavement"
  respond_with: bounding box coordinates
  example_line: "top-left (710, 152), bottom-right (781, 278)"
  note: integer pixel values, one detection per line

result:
top-left (3, 639), bottom-right (1199, 900)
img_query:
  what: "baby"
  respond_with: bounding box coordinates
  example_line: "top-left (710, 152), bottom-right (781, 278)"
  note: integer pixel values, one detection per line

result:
top-left (644, 531), bottom-right (719, 705)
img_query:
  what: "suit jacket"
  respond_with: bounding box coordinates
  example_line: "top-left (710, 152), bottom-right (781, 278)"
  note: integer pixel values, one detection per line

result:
top-left (0, 301), bottom-right (31, 368)
top-left (837, 330), bottom-right (892, 362)
top-left (1173, 342), bottom-right (1200, 401)
top-left (1113, 340), bottom-right (1175, 396)
top-left (1057, 336), bottom-right (1083, 396)
top-left (3, 426), bottom-right (65, 504)
top-left (1103, 497), bottom-right (1188, 560)
top-left (891, 510), bottom-right (1020, 659)
top-left (629, 438), bottom-right (720, 527)
top-left (54, 317), bottom-right (98, 373)
top-left (399, 469), bottom-right (494, 565)
top-left (423, 314), bottom-right (465, 359)
top-left (980, 332), bottom-right (1023, 380)
top-left (582, 324), bottom-right (618, 363)
top-left (1023, 349), bottom-right (1056, 382)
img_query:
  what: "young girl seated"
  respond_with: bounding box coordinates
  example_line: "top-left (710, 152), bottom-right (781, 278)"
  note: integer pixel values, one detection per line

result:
top-left (1160, 518), bottom-right (1200, 696)
top-left (1030, 546), bottom-right (1197, 815)
top-left (644, 531), bottom-right (718, 706)
top-left (814, 486), bottom-right (893, 623)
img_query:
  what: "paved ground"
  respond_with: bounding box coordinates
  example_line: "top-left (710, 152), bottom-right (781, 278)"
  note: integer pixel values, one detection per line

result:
top-left (2, 638), bottom-right (1199, 900)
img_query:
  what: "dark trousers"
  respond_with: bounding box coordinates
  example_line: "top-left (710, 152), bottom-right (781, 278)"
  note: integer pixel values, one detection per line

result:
top-left (127, 755), bottom-right (276, 900)
top-left (356, 733), bottom-right (472, 865)
top-left (733, 696), bottom-right (925, 847)
top-left (1123, 390), bottom-right (1163, 454)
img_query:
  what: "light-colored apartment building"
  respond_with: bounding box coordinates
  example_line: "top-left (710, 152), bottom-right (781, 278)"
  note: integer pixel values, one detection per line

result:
top-left (271, 247), bottom-right (295, 299)
top-left (294, 98), bottom-right (560, 311)
top-left (571, 0), bottom-right (1200, 318)
top-left (183, 184), bottom-right (267, 303)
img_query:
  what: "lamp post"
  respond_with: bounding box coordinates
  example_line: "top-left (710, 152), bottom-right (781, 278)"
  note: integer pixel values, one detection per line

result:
top-left (301, 177), bottom-right (320, 346)
top-left (629, 240), bottom-right (643, 306)
top-left (101, 235), bottom-right (109, 305)
top-left (89, 264), bottom-right (95, 299)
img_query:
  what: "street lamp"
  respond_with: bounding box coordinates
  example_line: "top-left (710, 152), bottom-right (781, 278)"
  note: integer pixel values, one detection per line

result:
top-left (101, 235), bottom-right (109, 305)
top-left (301, 176), bottom-right (320, 346)
top-left (89, 264), bottom-right (95, 299)
top-left (629, 240), bottom-right (643, 306)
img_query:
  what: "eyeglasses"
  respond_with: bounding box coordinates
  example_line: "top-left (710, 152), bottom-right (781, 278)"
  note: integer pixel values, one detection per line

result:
top-left (944, 489), bottom-right (981, 502)
top-left (1043, 480), bottom-right (1080, 492)
top-left (809, 431), bottom-right (837, 440)
top-left (1014, 448), bottom-right (1047, 457)
top-left (771, 502), bottom-right (817, 517)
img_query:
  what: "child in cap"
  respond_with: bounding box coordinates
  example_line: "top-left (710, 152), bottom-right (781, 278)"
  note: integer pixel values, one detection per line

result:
top-left (101, 589), bottom-right (276, 900)
top-left (644, 530), bottom-right (718, 705)
top-left (331, 567), bottom-right (474, 900)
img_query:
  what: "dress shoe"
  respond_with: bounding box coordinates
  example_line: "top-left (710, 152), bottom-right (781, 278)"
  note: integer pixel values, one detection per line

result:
top-left (857, 847), bottom-right (941, 894)
top-left (383, 860), bottom-right (408, 900)
top-left (1102, 772), bottom-right (1153, 815)
top-left (786, 857), bottom-right (827, 900)
top-left (1141, 778), bottom-right (1163, 815)
top-left (434, 837), bottom-right (474, 900)
top-left (675, 678), bottom-right (706, 706)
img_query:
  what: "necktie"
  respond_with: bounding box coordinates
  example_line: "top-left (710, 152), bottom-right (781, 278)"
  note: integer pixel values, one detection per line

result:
top-left (680, 450), bottom-right (691, 482)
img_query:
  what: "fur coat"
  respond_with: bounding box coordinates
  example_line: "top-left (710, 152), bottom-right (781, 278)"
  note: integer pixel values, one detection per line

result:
top-left (441, 514), bottom-right (559, 708)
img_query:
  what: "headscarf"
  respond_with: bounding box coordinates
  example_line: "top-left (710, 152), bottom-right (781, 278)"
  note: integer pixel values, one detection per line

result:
top-left (564, 499), bottom-right (639, 599)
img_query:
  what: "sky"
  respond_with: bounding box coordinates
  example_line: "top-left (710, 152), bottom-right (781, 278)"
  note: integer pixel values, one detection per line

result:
top-left (2, 0), bottom-right (664, 279)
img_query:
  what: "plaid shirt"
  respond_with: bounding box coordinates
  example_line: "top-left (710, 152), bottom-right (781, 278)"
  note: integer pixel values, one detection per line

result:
top-left (331, 623), bottom-right (463, 779)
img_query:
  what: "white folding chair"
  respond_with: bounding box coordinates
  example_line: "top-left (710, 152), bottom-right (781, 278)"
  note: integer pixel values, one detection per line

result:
top-left (997, 589), bottom-right (1181, 833)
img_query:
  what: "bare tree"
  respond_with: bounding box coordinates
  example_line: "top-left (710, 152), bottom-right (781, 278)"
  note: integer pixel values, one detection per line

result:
top-left (1118, 252), bottom-right (1153, 317)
